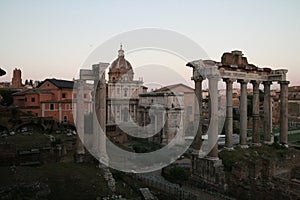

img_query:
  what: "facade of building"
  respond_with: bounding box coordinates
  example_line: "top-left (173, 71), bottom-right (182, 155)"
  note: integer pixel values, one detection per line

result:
top-left (13, 79), bottom-right (92, 124)
top-left (106, 46), bottom-right (146, 125)
top-left (138, 91), bottom-right (184, 144)
top-left (288, 86), bottom-right (300, 127)
top-left (154, 84), bottom-right (195, 134)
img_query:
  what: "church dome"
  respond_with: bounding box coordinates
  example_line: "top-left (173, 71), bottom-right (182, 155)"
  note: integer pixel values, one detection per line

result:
top-left (108, 45), bottom-right (134, 82)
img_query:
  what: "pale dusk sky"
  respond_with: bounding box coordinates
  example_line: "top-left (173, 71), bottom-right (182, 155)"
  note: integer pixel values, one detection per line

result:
top-left (0, 0), bottom-right (300, 88)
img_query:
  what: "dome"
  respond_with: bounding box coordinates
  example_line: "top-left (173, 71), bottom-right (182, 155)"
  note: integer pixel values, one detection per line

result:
top-left (108, 45), bottom-right (134, 82)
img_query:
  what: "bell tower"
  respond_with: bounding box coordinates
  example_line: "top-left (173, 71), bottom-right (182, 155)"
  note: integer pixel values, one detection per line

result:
top-left (11, 68), bottom-right (22, 88)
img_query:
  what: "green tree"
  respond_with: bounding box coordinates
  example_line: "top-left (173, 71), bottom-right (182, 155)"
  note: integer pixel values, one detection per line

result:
top-left (0, 90), bottom-right (17, 106)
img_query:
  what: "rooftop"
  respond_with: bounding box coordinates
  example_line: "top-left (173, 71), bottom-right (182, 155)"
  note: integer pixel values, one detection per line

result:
top-left (38, 78), bottom-right (74, 89)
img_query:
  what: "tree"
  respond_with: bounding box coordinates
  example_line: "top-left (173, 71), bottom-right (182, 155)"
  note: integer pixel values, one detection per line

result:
top-left (0, 90), bottom-right (17, 106)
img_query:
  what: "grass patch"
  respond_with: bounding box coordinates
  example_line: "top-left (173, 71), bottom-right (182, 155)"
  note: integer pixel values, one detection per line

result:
top-left (289, 133), bottom-right (300, 142)
top-left (0, 161), bottom-right (143, 199)
top-left (1, 134), bottom-right (50, 149)
top-left (219, 144), bottom-right (295, 172)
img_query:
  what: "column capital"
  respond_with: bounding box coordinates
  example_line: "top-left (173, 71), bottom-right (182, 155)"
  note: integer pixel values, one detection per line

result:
top-left (187, 59), bottom-right (206, 82)
top-left (237, 79), bottom-right (249, 84)
top-left (263, 81), bottom-right (272, 86)
top-left (250, 80), bottom-right (261, 85)
top-left (223, 78), bottom-right (235, 84)
top-left (278, 80), bottom-right (290, 85)
top-left (192, 73), bottom-right (204, 82)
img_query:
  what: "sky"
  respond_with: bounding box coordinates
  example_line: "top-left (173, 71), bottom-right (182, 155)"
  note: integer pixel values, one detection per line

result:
top-left (0, 0), bottom-right (300, 88)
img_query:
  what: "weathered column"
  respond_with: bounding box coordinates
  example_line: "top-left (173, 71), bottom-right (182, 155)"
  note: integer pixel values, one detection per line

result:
top-left (224, 78), bottom-right (234, 149)
top-left (192, 75), bottom-right (204, 154)
top-left (95, 65), bottom-right (108, 163)
top-left (251, 80), bottom-right (260, 145)
top-left (207, 74), bottom-right (219, 159)
top-left (263, 81), bottom-right (272, 143)
top-left (238, 80), bottom-right (248, 148)
top-left (279, 80), bottom-right (289, 146)
top-left (92, 74), bottom-right (100, 155)
top-left (75, 79), bottom-right (85, 162)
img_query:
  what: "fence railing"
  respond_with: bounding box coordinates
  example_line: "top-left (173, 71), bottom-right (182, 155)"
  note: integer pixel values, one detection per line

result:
top-left (134, 174), bottom-right (198, 200)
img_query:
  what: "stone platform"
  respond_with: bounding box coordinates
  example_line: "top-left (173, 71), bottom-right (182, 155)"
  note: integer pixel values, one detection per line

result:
top-left (191, 157), bottom-right (226, 192)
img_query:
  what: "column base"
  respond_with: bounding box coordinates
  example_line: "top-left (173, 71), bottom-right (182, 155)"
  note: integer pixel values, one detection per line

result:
top-left (264, 135), bottom-right (274, 145)
top-left (99, 156), bottom-right (109, 166)
top-left (251, 143), bottom-right (261, 147)
top-left (192, 149), bottom-right (206, 158)
top-left (223, 146), bottom-right (234, 151)
top-left (264, 140), bottom-right (273, 145)
top-left (240, 144), bottom-right (249, 149)
top-left (205, 155), bottom-right (219, 161)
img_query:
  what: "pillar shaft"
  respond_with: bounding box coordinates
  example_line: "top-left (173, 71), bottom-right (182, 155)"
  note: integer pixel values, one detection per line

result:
top-left (76, 80), bottom-right (85, 155)
top-left (239, 80), bottom-right (248, 146)
top-left (224, 78), bottom-right (233, 148)
top-left (192, 77), bottom-right (203, 152)
top-left (251, 81), bottom-right (260, 144)
top-left (97, 72), bottom-right (107, 162)
top-left (263, 81), bottom-right (272, 142)
top-left (279, 81), bottom-right (289, 145)
top-left (207, 76), bottom-right (219, 159)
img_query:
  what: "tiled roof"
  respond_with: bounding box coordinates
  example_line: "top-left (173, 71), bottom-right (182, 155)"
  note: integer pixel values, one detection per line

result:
top-left (13, 89), bottom-right (53, 96)
top-left (38, 78), bottom-right (74, 89)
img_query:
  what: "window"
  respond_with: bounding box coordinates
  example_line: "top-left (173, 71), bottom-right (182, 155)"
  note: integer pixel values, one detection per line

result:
top-left (25, 98), bottom-right (27, 102)
top-left (124, 88), bottom-right (128, 97)
top-left (73, 93), bottom-right (77, 99)
top-left (62, 93), bottom-right (66, 98)
top-left (66, 104), bottom-right (70, 110)
top-left (63, 115), bottom-right (68, 123)
top-left (31, 97), bottom-right (35, 102)
top-left (50, 103), bottom-right (54, 110)
top-left (84, 94), bottom-right (87, 99)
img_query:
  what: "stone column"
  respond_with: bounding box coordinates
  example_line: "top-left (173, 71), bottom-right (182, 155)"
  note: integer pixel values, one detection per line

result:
top-left (192, 76), bottom-right (204, 154)
top-left (207, 75), bottom-right (219, 159)
top-left (279, 80), bottom-right (289, 146)
top-left (92, 78), bottom-right (99, 154)
top-left (75, 80), bottom-right (85, 162)
top-left (238, 80), bottom-right (248, 148)
top-left (224, 78), bottom-right (234, 149)
top-left (96, 67), bottom-right (108, 163)
top-left (251, 80), bottom-right (260, 145)
top-left (263, 81), bottom-right (272, 143)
